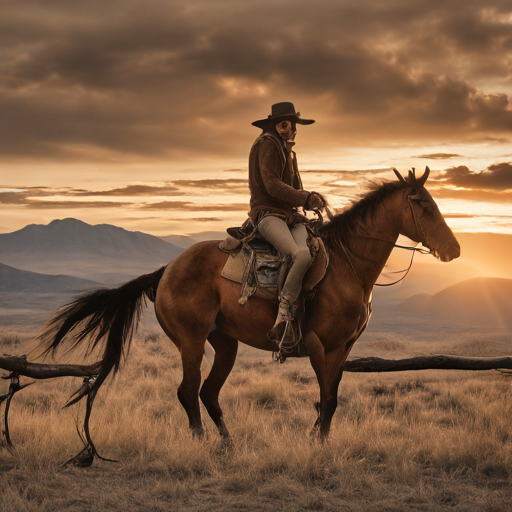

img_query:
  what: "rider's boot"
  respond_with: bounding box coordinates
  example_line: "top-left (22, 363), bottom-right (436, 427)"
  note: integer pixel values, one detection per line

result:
top-left (267, 295), bottom-right (302, 354)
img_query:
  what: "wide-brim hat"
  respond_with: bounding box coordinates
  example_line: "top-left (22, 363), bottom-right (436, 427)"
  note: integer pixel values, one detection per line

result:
top-left (252, 102), bottom-right (315, 129)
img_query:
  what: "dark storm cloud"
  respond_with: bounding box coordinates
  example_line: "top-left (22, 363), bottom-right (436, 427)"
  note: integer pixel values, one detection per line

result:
top-left (440, 162), bottom-right (512, 190)
top-left (1, 0), bottom-right (512, 161)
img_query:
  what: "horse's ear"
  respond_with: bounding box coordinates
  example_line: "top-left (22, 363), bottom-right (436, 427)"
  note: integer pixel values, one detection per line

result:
top-left (393, 168), bottom-right (406, 183)
top-left (417, 166), bottom-right (430, 187)
top-left (408, 169), bottom-right (415, 184)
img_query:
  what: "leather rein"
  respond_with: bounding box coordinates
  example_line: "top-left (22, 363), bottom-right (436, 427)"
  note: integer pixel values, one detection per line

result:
top-left (316, 195), bottom-right (433, 289)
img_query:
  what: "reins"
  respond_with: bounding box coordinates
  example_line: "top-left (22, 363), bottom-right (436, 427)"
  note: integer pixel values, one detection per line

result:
top-left (337, 235), bottom-right (428, 288)
top-left (374, 245), bottom-right (417, 287)
top-left (321, 195), bottom-right (433, 289)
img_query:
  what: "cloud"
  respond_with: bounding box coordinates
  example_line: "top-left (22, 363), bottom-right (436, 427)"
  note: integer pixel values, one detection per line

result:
top-left (68, 180), bottom-right (248, 196)
top-left (0, 187), bottom-right (57, 204)
top-left (0, 179), bottom-right (250, 208)
top-left (415, 153), bottom-right (462, 160)
top-left (141, 201), bottom-right (248, 211)
top-left (70, 185), bottom-right (184, 196)
top-left (433, 186), bottom-right (512, 203)
top-left (0, 191), bottom-right (30, 204)
top-left (186, 217), bottom-right (223, 222)
top-left (1, 0), bottom-right (512, 162)
top-left (26, 201), bottom-right (131, 209)
top-left (301, 169), bottom-right (392, 175)
top-left (172, 179), bottom-right (248, 189)
top-left (439, 162), bottom-right (512, 190)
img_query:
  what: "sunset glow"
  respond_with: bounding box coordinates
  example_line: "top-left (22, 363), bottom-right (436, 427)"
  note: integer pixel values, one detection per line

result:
top-left (1, 0), bottom-right (512, 238)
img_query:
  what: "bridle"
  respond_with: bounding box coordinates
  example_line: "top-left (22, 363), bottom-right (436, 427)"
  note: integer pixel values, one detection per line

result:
top-left (312, 193), bottom-right (434, 289)
top-left (406, 195), bottom-right (433, 254)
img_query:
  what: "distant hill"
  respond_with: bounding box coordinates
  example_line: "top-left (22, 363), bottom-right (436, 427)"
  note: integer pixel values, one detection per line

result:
top-left (393, 292), bottom-right (431, 312)
top-left (0, 218), bottom-right (184, 283)
top-left (396, 277), bottom-right (512, 326)
top-left (0, 262), bottom-right (98, 293)
top-left (160, 230), bottom-right (226, 247)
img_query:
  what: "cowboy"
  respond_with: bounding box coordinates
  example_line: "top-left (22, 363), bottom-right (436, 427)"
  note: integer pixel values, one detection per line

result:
top-left (249, 102), bottom-right (325, 344)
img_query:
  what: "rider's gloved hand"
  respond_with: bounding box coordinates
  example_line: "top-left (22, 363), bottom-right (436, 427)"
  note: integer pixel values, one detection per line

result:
top-left (305, 192), bottom-right (326, 210)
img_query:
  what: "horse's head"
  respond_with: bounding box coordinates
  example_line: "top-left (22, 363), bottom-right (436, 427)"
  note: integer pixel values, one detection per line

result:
top-left (393, 167), bottom-right (460, 262)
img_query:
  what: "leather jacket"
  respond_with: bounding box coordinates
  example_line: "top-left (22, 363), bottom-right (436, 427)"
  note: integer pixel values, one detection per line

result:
top-left (248, 131), bottom-right (310, 226)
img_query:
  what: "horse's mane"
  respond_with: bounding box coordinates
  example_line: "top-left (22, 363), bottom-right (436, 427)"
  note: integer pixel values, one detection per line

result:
top-left (319, 179), bottom-right (408, 250)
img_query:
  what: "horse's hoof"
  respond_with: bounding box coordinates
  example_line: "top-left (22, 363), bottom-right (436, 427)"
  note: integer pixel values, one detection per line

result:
top-left (220, 436), bottom-right (234, 451)
top-left (191, 427), bottom-right (205, 439)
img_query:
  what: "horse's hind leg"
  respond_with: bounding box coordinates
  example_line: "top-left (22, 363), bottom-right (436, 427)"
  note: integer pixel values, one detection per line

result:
top-left (200, 330), bottom-right (238, 440)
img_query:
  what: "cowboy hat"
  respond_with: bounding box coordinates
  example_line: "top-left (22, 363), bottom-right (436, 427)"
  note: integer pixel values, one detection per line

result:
top-left (252, 102), bottom-right (315, 129)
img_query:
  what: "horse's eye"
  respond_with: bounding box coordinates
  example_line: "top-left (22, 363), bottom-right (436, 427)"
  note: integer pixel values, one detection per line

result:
top-left (421, 202), bottom-right (435, 214)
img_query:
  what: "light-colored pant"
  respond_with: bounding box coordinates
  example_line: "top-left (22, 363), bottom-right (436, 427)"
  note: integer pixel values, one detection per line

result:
top-left (257, 216), bottom-right (312, 304)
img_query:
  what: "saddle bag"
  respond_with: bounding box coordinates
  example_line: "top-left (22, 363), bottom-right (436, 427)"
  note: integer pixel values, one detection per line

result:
top-left (219, 223), bottom-right (328, 306)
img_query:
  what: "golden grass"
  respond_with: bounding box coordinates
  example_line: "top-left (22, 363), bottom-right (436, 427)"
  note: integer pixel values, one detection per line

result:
top-left (1, 331), bottom-right (511, 511)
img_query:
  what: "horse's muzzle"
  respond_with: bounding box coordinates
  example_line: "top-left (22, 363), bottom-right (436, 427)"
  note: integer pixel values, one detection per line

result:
top-left (438, 237), bottom-right (460, 262)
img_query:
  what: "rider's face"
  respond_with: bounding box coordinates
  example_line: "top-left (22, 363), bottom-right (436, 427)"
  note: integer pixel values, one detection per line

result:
top-left (275, 120), bottom-right (297, 141)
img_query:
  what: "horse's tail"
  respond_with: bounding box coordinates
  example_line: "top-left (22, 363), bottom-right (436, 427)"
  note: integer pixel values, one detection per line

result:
top-left (38, 266), bottom-right (167, 404)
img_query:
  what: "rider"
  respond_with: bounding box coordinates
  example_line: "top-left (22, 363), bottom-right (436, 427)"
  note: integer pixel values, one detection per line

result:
top-left (249, 102), bottom-right (325, 343)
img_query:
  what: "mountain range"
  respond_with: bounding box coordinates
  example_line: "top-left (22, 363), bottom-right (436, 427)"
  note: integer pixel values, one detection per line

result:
top-left (0, 218), bottom-right (184, 283)
top-left (1, 218), bottom-right (511, 333)
top-left (160, 230), bottom-right (226, 247)
top-left (396, 277), bottom-right (512, 327)
top-left (0, 262), bottom-right (98, 293)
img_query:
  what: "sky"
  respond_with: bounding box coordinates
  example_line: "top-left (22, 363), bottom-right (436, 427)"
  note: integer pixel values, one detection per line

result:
top-left (1, 0), bottom-right (512, 236)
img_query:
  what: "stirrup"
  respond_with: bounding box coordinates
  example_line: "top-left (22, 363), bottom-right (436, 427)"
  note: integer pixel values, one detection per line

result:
top-left (267, 297), bottom-right (292, 343)
top-left (268, 299), bottom-right (303, 363)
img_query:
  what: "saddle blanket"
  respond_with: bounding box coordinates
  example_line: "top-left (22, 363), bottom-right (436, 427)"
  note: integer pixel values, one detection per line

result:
top-left (220, 236), bottom-right (329, 304)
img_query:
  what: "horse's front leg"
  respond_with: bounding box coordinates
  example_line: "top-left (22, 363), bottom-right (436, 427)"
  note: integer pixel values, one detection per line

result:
top-left (305, 331), bottom-right (347, 441)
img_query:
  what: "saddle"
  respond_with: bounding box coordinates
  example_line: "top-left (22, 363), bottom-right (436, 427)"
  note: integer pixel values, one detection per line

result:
top-left (218, 223), bottom-right (329, 359)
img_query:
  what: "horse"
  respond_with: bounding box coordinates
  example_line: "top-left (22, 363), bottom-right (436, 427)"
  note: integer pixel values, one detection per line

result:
top-left (40, 167), bottom-right (460, 441)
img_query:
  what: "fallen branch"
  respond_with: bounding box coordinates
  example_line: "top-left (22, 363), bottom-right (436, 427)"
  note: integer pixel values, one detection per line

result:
top-left (1, 352), bottom-right (510, 465)
top-left (0, 354), bottom-right (97, 379)
top-left (2, 354), bottom-right (512, 379)
top-left (0, 355), bottom-right (108, 467)
top-left (343, 355), bottom-right (512, 372)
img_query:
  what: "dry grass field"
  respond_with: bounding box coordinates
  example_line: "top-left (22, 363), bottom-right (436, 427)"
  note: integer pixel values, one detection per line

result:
top-left (1, 325), bottom-right (511, 512)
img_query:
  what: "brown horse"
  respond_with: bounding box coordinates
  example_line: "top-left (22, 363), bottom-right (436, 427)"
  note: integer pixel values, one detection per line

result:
top-left (40, 167), bottom-right (460, 440)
